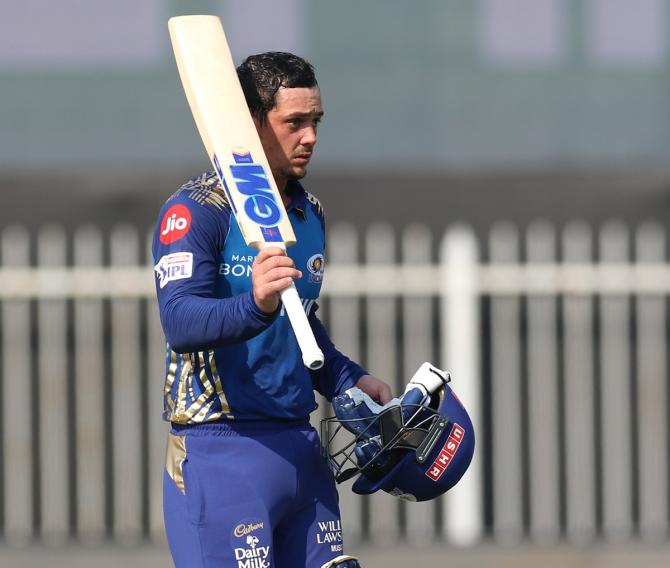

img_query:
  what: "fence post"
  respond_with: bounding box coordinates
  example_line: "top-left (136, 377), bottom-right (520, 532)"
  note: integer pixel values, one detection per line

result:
top-left (562, 221), bottom-right (596, 543)
top-left (489, 222), bottom-right (523, 543)
top-left (599, 221), bottom-right (633, 541)
top-left (37, 225), bottom-right (69, 544)
top-left (526, 220), bottom-right (560, 543)
top-left (635, 222), bottom-right (668, 541)
top-left (110, 225), bottom-right (142, 544)
top-left (440, 224), bottom-right (482, 545)
top-left (74, 226), bottom-right (106, 542)
top-left (1, 226), bottom-right (33, 545)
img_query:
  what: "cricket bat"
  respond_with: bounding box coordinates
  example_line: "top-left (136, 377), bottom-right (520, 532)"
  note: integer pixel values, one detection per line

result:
top-left (168, 15), bottom-right (324, 370)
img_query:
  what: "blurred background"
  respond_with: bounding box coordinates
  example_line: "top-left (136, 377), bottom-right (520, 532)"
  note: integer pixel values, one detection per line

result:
top-left (2, 0), bottom-right (670, 566)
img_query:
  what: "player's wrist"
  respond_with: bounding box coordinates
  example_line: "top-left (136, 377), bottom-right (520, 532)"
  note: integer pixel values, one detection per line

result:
top-left (248, 290), bottom-right (281, 320)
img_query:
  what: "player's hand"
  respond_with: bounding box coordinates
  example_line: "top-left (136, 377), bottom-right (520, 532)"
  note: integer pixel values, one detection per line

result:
top-left (355, 375), bottom-right (393, 405)
top-left (252, 247), bottom-right (302, 314)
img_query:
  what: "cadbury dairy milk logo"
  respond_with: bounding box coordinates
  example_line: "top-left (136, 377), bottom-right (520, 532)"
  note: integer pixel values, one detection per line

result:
top-left (228, 151), bottom-right (282, 227)
top-left (234, 534), bottom-right (270, 568)
top-left (234, 521), bottom-right (264, 538)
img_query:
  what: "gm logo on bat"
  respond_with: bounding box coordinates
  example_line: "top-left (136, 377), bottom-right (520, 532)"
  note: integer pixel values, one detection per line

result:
top-left (214, 150), bottom-right (283, 227)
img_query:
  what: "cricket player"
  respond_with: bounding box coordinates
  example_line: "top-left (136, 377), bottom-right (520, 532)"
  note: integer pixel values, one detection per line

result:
top-left (153, 52), bottom-right (391, 567)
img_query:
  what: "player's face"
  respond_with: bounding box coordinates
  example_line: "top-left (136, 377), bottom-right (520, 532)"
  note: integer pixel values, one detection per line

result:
top-left (255, 87), bottom-right (323, 193)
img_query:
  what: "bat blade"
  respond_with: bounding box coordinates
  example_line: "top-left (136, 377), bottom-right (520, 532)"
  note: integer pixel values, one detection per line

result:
top-left (168, 15), bottom-right (324, 369)
top-left (168, 15), bottom-right (294, 248)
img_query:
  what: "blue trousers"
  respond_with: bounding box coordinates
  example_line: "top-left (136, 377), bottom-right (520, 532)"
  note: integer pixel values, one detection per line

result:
top-left (163, 420), bottom-right (345, 567)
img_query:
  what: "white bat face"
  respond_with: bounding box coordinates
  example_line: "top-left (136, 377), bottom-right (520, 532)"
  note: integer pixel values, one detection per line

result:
top-left (169, 15), bottom-right (324, 369)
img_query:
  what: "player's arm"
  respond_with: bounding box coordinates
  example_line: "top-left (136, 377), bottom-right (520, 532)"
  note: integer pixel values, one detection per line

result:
top-left (154, 198), bottom-right (285, 353)
top-left (308, 307), bottom-right (392, 404)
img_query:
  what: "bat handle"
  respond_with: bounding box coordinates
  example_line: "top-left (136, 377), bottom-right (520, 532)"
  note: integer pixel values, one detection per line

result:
top-left (280, 282), bottom-right (325, 370)
top-left (260, 242), bottom-right (324, 369)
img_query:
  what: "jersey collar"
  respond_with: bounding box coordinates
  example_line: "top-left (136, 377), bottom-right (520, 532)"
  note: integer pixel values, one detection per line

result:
top-left (285, 180), bottom-right (308, 220)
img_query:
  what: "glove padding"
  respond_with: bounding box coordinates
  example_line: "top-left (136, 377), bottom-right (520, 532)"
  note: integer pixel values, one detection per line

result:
top-left (404, 362), bottom-right (450, 399)
top-left (332, 363), bottom-right (451, 471)
top-left (333, 362), bottom-right (450, 440)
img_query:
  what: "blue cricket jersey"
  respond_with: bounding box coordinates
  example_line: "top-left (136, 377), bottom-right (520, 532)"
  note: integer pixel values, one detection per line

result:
top-left (152, 171), bottom-right (366, 423)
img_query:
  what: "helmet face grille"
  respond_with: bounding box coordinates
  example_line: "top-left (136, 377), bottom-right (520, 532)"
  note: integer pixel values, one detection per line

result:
top-left (320, 403), bottom-right (440, 484)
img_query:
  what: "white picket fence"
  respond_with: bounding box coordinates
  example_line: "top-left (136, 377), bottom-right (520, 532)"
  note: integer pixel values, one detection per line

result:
top-left (0, 220), bottom-right (668, 547)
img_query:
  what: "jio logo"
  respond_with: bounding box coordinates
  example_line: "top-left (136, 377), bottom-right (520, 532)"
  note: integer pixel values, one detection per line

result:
top-left (159, 204), bottom-right (192, 244)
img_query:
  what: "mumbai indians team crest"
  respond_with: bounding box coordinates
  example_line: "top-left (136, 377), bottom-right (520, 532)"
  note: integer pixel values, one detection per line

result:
top-left (307, 253), bottom-right (325, 284)
top-left (212, 148), bottom-right (285, 243)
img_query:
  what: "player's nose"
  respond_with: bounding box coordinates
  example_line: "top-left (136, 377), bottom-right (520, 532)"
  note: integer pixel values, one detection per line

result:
top-left (301, 126), bottom-right (317, 147)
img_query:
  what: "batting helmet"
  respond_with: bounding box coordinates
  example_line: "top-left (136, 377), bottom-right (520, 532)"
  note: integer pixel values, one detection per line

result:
top-left (321, 363), bottom-right (474, 502)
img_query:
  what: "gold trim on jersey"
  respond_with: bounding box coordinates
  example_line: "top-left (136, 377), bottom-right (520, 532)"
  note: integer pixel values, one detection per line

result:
top-left (173, 353), bottom-right (193, 422)
top-left (202, 185), bottom-right (229, 210)
top-left (187, 353), bottom-right (197, 402)
top-left (165, 433), bottom-right (186, 495)
top-left (180, 352), bottom-right (217, 422)
top-left (166, 349), bottom-right (233, 424)
top-left (183, 171), bottom-right (230, 211)
top-left (164, 348), bottom-right (178, 413)
top-left (192, 399), bottom-right (215, 422)
top-left (209, 351), bottom-right (232, 417)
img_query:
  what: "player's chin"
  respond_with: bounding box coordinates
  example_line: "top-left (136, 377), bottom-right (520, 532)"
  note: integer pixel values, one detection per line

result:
top-left (288, 164), bottom-right (309, 180)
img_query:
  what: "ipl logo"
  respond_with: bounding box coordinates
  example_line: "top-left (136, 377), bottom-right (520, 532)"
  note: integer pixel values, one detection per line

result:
top-left (154, 252), bottom-right (193, 288)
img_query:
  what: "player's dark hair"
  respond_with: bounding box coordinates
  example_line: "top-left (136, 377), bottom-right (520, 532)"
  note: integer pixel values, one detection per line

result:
top-left (237, 52), bottom-right (318, 124)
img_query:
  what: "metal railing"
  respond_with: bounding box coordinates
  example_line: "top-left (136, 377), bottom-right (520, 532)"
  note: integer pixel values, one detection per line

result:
top-left (0, 219), bottom-right (668, 547)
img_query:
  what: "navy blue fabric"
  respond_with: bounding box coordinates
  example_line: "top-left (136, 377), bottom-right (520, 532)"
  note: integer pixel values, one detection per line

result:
top-left (164, 422), bottom-right (346, 567)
